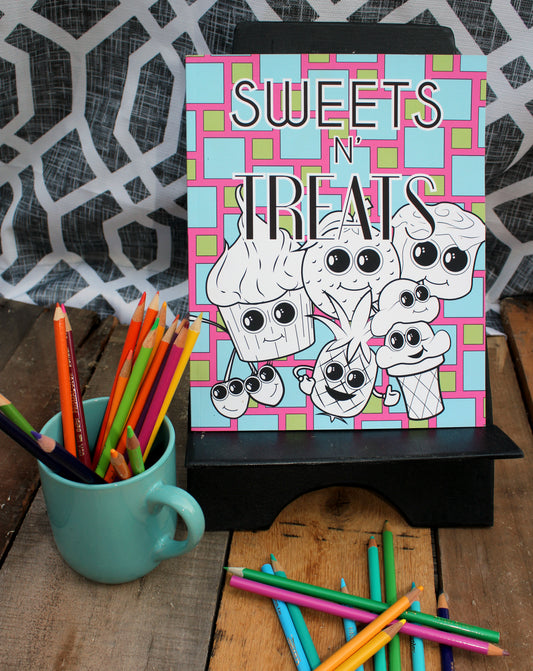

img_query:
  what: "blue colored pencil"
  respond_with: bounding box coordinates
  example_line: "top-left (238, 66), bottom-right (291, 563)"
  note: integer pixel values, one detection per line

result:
top-left (340, 578), bottom-right (364, 670)
top-left (367, 536), bottom-right (387, 671)
top-left (410, 581), bottom-right (426, 671)
top-left (261, 563), bottom-right (311, 671)
top-left (437, 591), bottom-right (456, 671)
top-left (32, 431), bottom-right (106, 484)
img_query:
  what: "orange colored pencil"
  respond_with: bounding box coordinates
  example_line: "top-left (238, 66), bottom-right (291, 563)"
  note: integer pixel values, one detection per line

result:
top-left (100, 349), bottom-right (133, 444)
top-left (134, 292), bottom-right (159, 359)
top-left (53, 306), bottom-right (76, 456)
top-left (92, 293), bottom-right (145, 468)
top-left (63, 307), bottom-right (91, 467)
top-left (109, 448), bottom-right (131, 480)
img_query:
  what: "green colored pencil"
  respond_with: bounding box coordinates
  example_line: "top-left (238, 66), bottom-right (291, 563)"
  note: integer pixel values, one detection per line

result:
top-left (95, 323), bottom-right (157, 477)
top-left (0, 393), bottom-right (35, 436)
top-left (126, 425), bottom-right (145, 476)
top-left (225, 567), bottom-right (500, 643)
top-left (271, 555), bottom-right (320, 669)
top-left (367, 537), bottom-right (386, 671)
top-left (382, 520), bottom-right (401, 671)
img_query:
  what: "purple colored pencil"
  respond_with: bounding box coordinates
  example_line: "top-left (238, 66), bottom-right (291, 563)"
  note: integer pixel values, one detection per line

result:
top-left (229, 576), bottom-right (509, 657)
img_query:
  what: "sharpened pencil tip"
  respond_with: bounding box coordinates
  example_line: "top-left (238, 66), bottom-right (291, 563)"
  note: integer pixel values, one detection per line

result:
top-left (31, 430), bottom-right (42, 440)
top-left (270, 553), bottom-right (276, 562)
top-left (503, 651), bottom-right (510, 656)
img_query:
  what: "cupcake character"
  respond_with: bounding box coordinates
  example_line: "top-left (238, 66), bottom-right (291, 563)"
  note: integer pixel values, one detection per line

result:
top-left (371, 278), bottom-right (440, 337)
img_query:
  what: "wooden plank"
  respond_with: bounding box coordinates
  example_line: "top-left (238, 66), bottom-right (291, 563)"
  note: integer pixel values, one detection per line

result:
top-left (500, 296), bottom-right (533, 424)
top-left (0, 298), bottom-right (43, 372)
top-left (210, 487), bottom-right (439, 670)
top-left (438, 336), bottom-right (533, 669)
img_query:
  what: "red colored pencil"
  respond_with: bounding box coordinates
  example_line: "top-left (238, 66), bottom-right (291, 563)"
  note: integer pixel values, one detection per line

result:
top-left (53, 305), bottom-right (77, 456)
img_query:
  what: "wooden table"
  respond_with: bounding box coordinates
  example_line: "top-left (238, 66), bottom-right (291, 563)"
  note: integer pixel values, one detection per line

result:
top-left (0, 296), bottom-right (531, 670)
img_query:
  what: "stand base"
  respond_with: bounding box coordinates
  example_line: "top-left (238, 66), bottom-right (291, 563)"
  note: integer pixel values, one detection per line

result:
top-left (186, 425), bottom-right (523, 530)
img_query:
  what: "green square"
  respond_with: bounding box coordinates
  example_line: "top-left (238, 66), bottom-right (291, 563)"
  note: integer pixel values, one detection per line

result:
top-left (203, 110), bottom-right (225, 132)
top-left (357, 70), bottom-right (378, 82)
top-left (424, 175), bottom-right (445, 196)
top-left (439, 371), bottom-right (456, 392)
top-left (328, 118), bottom-right (349, 139)
top-left (285, 414), bottom-right (307, 430)
top-left (224, 186), bottom-right (238, 207)
top-left (282, 89), bottom-right (302, 112)
top-left (463, 324), bottom-right (484, 345)
top-left (409, 419), bottom-right (429, 429)
top-left (480, 79), bottom-right (486, 102)
top-left (452, 128), bottom-right (472, 149)
top-left (377, 147), bottom-right (397, 169)
top-left (232, 62), bottom-right (253, 83)
top-left (363, 394), bottom-right (382, 414)
top-left (190, 360), bottom-right (210, 381)
top-left (471, 202), bottom-right (485, 220)
top-left (309, 54), bottom-right (330, 62)
top-left (301, 165), bottom-right (324, 186)
top-left (433, 55), bottom-right (454, 71)
top-left (252, 138), bottom-right (273, 160)
top-left (196, 235), bottom-right (217, 256)
top-left (187, 159), bottom-right (196, 181)
top-left (405, 98), bottom-right (425, 122)
top-left (279, 215), bottom-right (294, 235)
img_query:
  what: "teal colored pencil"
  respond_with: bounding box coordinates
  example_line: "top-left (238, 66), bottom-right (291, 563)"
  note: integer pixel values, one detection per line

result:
top-left (410, 581), bottom-right (426, 671)
top-left (382, 521), bottom-right (401, 671)
top-left (271, 555), bottom-right (320, 669)
top-left (340, 578), bottom-right (363, 671)
top-left (367, 537), bottom-right (387, 671)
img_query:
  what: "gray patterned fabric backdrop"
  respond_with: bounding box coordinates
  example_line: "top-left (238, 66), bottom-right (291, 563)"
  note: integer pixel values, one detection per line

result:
top-left (0, 0), bottom-right (531, 331)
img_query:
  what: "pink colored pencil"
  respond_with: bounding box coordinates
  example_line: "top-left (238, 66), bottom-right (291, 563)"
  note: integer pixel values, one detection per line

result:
top-left (229, 576), bottom-right (508, 657)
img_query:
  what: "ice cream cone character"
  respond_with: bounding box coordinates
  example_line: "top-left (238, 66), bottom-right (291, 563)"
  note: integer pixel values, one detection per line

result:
top-left (391, 201), bottom-right (485, 300)
top-left (293, 292), bottom-right (378, 420)
top-left (206, 186), bottom-right (314, 362)
top-left (301, 209), bottom-right (400, 319)
top-left (376, 321), bottom-right (451, 420)
top-left (371, 278), bottom-right (441, 337)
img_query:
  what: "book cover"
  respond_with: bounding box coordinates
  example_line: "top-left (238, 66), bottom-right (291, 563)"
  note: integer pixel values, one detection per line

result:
top-left (186, 53), bottom-right (486, 432)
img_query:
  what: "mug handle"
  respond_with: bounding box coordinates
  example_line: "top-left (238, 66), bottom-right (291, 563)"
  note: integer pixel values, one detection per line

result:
top-left (147, 483), bottom-right (205, 561)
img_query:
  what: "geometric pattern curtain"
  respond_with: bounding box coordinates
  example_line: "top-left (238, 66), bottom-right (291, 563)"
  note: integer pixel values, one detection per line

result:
top-left (0, 0), bottom-right (531, 331)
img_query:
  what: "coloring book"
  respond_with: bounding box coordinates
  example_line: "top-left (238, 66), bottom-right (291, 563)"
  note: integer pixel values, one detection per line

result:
top-left (186, 53), bottom-right (486, 432)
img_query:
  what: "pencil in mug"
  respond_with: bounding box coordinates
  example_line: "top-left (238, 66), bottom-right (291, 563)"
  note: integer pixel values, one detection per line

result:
top-left (133, 292), bottom-right (159, 359)
top-left (92, 292), bottom-right (146, 468)
top-left (142, 313), bottom-right (202, 461)
top-left (142, 302), bottom-right (166, 380)
top-left (94, 322), bottom-right (158, 477)
top-left (109, 448), bottom-right (131, 480)
top-left (99, 349), bottom-right (133, 449)
top-left (31, 431), bottom-right (106, 484)
top-left (53, 305), bottom-right (76, 456)
top-left (62, 307), bottom-right (92, 467)
top-left (0, 393), bottom-right (36, 436)
top-left (126, 426), bottom-right (145, 475)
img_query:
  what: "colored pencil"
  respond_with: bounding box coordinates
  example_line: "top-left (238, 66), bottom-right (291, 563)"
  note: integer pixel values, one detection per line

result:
top-left (94, 323), bottom-right (158, 477)
top-left (410, 582), bottom-right (426, 671)
top-left (53, 305), bottom-right (76, 456)
top-left (437, 592), bottom-right (455, 671)
top-left (262, 563), bottom-right (311, 671)
top-left (109, 448), bottom-right (131, 480)
top-left (101, 349), bottom-right (133, 442)
top-left (228, 576), bottom-right (509, 656)
top-left (92, 292), bottom-right (146, 467)
top-left (62, 308), bottom-right (92, 467)
top-left (126, 426), bottom-right (145, 475)
top-left (143, 302), bottom-right (166, 377)
top-left (143, 313), bottom-right (202, 460)
top-left (272, 555), bottom-right (320, 669)
top-left (334, 620), bottom-right (406, 671)
top-left (314, 585), bottom-right (422, 671)
top-left (0, 393), bottom-right (35, 436)
top-left (225, 567), bottom-right (500, 643)
top-left (134, 291), bottom-right (159, 359)
top-left (382, 520), bottom-right (401, 671)
top-left (367, 537), bottom-right (386, 671)
top-left (31, 431), bottom-right (105, 484)
top-left (340, 579), bottom-right (363, 671)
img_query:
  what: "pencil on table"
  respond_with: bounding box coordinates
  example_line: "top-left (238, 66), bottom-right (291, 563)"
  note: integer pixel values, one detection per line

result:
top-left (62, 307), bottom-right (91, 467)
top-left (437, 591), bottom-right (455, 671)
top-left (382, 520), bottom-right (401, 671)
top-left (133, 291), bottom-right (159, 359)
top-left (367, 537), bottom-right (386, 671)
top-left (53, 305), bottom-right (76, 456)
top-left (126, 426), bottom-right (145, 475)
top-left (334, 620), bottom-right (407, 671)
top-left (0, 393), bottom-right (36, 436)
top-left (410, 581), bottom-right (426, 671)
top-left (340, 579), bottom-right (363, 671)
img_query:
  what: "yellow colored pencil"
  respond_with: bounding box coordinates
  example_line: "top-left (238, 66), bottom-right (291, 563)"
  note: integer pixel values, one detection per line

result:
top-left (334, 620), bottom-right (407, 671)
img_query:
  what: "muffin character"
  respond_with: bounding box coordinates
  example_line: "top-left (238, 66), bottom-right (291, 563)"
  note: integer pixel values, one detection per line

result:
top-left (206, 187), bottom-right (314, 362)
top-left (392, 202), bottom-right (485, 300)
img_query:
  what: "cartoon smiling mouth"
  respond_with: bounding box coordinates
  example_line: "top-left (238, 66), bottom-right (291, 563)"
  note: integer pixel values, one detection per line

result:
top-left (409, 348), bottom-right (426, 359)
top-left (263, 334), bottom-right (285, 343)
top-left (326, 386), bottom-right (355, 401)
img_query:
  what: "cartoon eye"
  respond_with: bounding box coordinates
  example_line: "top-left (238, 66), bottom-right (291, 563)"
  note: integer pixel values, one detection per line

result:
top-left (325, 248), bottom-right (351, 274)
top-left (273, 301), bottom-right (296, 325)
top-left (400, 291), bottom-right (415, 307)
top-left (259, 365), bottom-right (275, 382)
top-left (228, 379), bottom-right (244, 395)
top-left (356, 248), bottom-right (382, 274)
top-left (415, 285), bottom-right (430, 302)
top-left (241, 308), bottom-right (265, 332)
top-left (389, 331), bottom-right (405, 350)
top-left (346, 369), bottom-right (365, 389)
top-left (442, 246), bottom-right (469, 273)
top-left (244, 376), bottom-right (261, 393)
top-left (412, 241), bottom-right (439, 268)
top-left (325, 362), bottom-right (344, 381)
top-left (406, 328), bottom-right (421, 346)
top-left (211, 384), bottom-right (227, 400)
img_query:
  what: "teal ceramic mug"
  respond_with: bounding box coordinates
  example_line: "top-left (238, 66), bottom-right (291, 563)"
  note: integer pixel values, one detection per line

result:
top-left (38, 397), bottom-right (205, 584)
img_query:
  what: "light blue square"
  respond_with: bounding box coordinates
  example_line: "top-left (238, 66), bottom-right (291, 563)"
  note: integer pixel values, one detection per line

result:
top-left (474, 242), bottom-right (485, 271)
top-left (251, 166), bottom-right (296, 208)
top-left (434, 79), bottom-right (472, 120)
top-left (361, 420), bottom-right (403, 429)
top-left (437, 397), bottom-right (476, 427)
top-left (404, 127), bottom-right (445, 168)
top-left (280, 123), bottom-right (322, 159)
top-left (186, 62), bottom-right (225, 104)
top-left (463, 350), bottom-right (485, 391)
top-left (308, 68), bottom-right (349, 112)
top-left (186, 111), bottom-right (196, 151)
top-left (330, 146), bottom-right (371, 189)
top-left (460, 55), bottom-right (487, 72)
top-left (223, 213), bottom-right (241, 245)
top-left (195, 263), bottom-right (212, 306)
top-left (443, 277), bottom-right (484, 318)
top-left (204, 138), bottom-right (245, 179)
top-left (437, 325), bottom-right (457, 365)
top-left (452, 155), bottom-right (485, 196)
top-left (190, 320), bottom-right (210, 352)
top-left (188, 186), bottom-right (217, 228)
top-left (384, 54), bottom-right (426, 84)
top-left (356, 98), bottom-right (398, 141)
top-left (238, 414), bottom-right (279, 430)
top-left (231, 86), bottom-right (274, 131)
top-left (478, 107), bottom-right (485, 148)
top-left (260, 55), bottom-right (302, 83)
top-left (337, 55), bottom-right (378, 63)
top-left (190, 387), bottom-right (231, 429)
